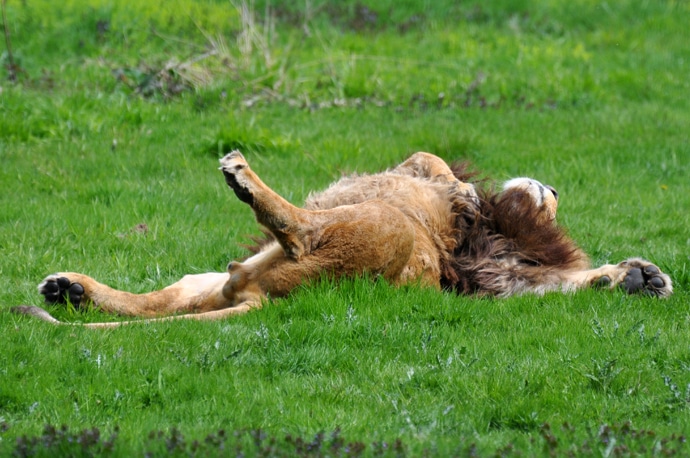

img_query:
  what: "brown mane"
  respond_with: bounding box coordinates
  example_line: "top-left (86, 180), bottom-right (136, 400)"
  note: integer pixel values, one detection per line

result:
top-left (441, 163), bottom-right (589, 296)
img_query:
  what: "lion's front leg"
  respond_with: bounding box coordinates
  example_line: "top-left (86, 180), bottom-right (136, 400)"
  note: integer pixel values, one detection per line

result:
top-left (37, 271), bottom-right (233, 316)
top-left (394, 152), bottom-right (477, 198)
top-left (565, 258), bottom-right (672, 297)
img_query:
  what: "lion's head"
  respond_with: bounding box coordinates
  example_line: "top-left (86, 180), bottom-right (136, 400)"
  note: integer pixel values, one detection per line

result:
top-left (502, 177), bottom-right (559, 222)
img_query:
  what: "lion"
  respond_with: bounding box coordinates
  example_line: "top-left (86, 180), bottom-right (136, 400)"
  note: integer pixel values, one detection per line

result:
top-left (12, 151), bottom-right (672, 328)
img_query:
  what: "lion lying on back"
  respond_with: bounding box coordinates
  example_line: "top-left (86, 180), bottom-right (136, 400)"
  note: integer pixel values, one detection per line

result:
top-left (13, 152), bottom-right (672, 328)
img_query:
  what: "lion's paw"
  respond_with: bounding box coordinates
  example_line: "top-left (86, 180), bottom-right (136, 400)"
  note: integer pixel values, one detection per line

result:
top-left (38, 275), bottom-right (86, 306)
top-left (219, 150), bottom-right (248, 169)
top-left (618, 258), bottom-right (672, 298)
top-left (219, 150), bottom-right (254, 204)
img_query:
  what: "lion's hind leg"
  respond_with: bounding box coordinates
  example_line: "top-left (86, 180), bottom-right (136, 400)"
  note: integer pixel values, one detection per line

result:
top-left (37, 271), bottom-right (233, 316)
top-left (221, 199), bottom-right (418, 302)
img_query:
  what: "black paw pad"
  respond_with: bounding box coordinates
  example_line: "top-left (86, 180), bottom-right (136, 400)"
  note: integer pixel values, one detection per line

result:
top-left (40, 277), bottom-right (85, 307)
top-left (644, 265), bottom-right (660, 276)
top-left (623, 264), bottom-right (667, 296)
top-left (68, 283), bottom-right (85, 305)
top-left (623, 268), bottom-right (645, 294)
top-left (222, 170), bottom-right (254, 205)
top-left (649, 276), bottom-right (665, 289)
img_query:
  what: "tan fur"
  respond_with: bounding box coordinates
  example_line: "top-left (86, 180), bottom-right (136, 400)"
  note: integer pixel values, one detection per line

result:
top-left (13, 152), bottom-right (672, 328)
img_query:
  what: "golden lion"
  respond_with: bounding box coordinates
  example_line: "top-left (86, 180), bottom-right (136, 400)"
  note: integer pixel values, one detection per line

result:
top-left (12, 151), bottom-right (672, 328)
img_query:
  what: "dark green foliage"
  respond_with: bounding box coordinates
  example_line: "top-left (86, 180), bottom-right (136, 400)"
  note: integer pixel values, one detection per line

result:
top-left (6, 422), bottom-right (687, 456)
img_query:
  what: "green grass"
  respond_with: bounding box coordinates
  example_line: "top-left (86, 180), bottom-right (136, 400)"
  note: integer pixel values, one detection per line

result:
top-left (1, 0), bottom-right (689, 455)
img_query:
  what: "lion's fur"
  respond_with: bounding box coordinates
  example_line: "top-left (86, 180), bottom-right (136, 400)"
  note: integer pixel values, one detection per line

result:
top-left (248, 159), bottom-right (589, 298)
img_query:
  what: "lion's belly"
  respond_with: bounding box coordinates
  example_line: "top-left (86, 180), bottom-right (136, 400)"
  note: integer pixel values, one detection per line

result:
top-left (305, 174), bottom-right (457, 288)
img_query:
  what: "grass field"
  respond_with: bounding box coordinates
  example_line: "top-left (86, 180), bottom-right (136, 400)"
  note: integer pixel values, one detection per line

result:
top-left (1, 0), bottom-right (689, 455)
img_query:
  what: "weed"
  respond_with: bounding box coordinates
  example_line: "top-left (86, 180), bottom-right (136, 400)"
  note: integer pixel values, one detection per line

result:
top-left (112, 56), bottom-right (214, 99)
top-left (584, 358), bottom-right (623, 394)
top-left (345, 303), bottom-right (358, 325)
top-left (13, 425), bottom-right (118, 458)
top-left (1, 0), bottom-right (21, 82)
top-left (663, 375), bottom-right (690, 411)
top-left (255, 322), bottom-right (271, 348)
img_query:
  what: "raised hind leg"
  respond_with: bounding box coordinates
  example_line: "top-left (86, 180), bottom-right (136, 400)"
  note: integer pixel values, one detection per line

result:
top-left (219, 150), bottom-right (474, 262)
top-left (25, 151), bottom-right (306, 320)
top-left (221, 199), bottom-right (418, 306)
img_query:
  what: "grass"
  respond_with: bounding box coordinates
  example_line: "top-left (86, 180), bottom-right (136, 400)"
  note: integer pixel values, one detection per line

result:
top-left (1, 0), bottom-right (689, 455)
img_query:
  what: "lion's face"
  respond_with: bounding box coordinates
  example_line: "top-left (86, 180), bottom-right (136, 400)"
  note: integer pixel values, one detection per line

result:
top-left (503, 177), bottom-right (559, 221)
